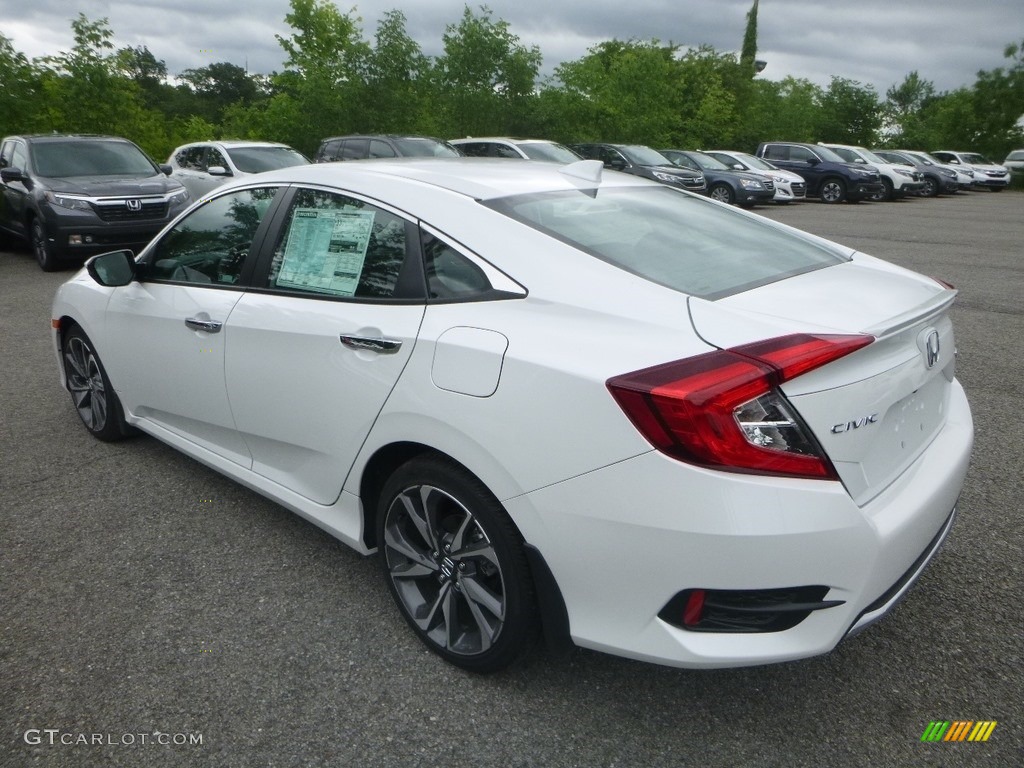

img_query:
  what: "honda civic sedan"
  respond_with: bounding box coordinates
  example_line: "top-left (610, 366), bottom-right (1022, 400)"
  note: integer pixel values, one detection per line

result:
top-left (52, 159), bottom-right (973, 672)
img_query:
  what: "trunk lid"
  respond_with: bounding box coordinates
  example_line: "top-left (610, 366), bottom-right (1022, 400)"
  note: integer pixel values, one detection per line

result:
top-left (688, 254), bottom-right (958, 505)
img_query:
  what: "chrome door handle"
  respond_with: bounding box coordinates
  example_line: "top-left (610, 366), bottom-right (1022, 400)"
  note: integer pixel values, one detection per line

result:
top-left (339, 334), bottom-right (402, 353)
top-left (185, 317), bottom-right (223, 333)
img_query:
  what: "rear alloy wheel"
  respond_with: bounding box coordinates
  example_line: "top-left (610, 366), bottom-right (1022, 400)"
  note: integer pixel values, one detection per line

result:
top-left (709, 183), bottom-right (736, 205)
top-left (871, 178), bottom-right (893, 202)
top-left (31, 217), bottom-right (59, 272)
top-left (819, 178), bottom-right (847, 204)
top-left (378, 456), bottom-right (537, 672)
top-left (62, 326), bottom-right (131, 441)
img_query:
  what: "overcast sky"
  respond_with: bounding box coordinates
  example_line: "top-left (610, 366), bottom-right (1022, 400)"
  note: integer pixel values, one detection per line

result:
top-left (2, 0), bottom-right (1020, 95)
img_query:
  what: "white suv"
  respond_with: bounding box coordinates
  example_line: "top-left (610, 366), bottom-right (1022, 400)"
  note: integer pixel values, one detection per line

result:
top-left (931, 151), bottom-right (1011, 191)
top-left (819, 143), bottom-right (925, 201)
top-left (449, 137), bottom-right (581, 163)
top-left (167, 140), bottom-right (309, 199)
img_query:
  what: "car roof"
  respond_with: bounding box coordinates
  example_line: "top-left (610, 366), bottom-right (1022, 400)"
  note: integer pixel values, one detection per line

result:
top-left (12, 134), bottom-right (134, 144)
top-left (188, 140), bottom-right (293, 149)
top-left (223, 157), bottom-right (652, 201)
top-left (450, 137), bottom-right (560, 145)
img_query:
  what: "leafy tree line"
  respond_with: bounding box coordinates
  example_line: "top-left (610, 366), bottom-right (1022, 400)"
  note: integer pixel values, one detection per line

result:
top-left (1, 1), bottom-right (1021, 163)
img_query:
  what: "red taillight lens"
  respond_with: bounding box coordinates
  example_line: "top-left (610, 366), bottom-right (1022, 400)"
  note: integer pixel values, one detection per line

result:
top-left (607, 334), bottom-right (873, 479)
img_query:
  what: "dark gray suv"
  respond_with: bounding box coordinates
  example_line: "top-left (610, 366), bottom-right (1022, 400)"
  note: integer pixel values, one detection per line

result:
top-left (315, 135), bottom-right (461, 162)
top-left (0, 134), bottom-right (190, 271)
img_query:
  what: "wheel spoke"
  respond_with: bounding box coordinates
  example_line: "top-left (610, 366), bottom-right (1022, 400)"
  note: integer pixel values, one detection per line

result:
top-left (384, 522), bottom-right (437, 575)
top-left (453, 539), bottom-right (498, 568)
top-left (460, 574), bottom-right (504, 622)
top-left (415, 581), bottom-right (451, 633)
top-left (461, 586), bottom-right (499, 652)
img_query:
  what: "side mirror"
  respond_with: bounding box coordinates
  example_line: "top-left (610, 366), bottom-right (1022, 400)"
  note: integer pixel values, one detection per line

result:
top-left (159, 163), bottom-right (173, 176)
top-left (608, 158), bottom-right (627, 171)
top-left (854, 158), bottom-right (867, 164)
top-left (207, 165), bottom-right (232, 177)
top-left (87, 249), bottom-right (136, 287)
top-left (1, 166), bottom-right (26, 183)
top-left (731, 163), bottom-right (744, 170)
top-left (805, 156), bottom-right (820, 166)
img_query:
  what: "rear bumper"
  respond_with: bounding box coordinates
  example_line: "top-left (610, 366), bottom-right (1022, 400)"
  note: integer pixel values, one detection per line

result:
top-left (505, 380), bottom-right (973, 668)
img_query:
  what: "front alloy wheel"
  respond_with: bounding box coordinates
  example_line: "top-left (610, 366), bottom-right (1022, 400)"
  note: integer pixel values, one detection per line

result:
top-left (378, 456), bottom-right (537, 672)
top-left (709, 183), bottom-right (735, 205)
top-left (31, 217), bottom-right (59, 272)
top-left (62, 327), bottom-right (130, 441)
top-left (819, 179), bottom-right (847, 204)
top-left (921, 177), bottom-right (939, 197)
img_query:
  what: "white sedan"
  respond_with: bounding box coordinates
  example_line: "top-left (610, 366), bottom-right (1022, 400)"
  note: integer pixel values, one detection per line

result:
top-left (52, 159), bottom-right (973, 672)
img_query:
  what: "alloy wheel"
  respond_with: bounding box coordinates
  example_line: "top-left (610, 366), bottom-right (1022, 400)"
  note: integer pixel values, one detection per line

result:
top-left (65, 336), bottom-right (108, 432)
top-left (383, 483), bottom-right (507, 657)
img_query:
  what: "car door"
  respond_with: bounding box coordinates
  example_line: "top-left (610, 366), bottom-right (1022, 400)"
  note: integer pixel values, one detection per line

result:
top-left (223, 186), bottom-right (426, 504)
top-left (0, 140), bottom-right (31, 238)
top-left (100, 185), bottom-right (284, 466)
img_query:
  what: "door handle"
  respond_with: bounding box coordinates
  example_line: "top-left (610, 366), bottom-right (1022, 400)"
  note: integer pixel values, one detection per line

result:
top-left (185, 317), bottom-right (223, 333)
top-left (339, 334), bottom-right (402, 353)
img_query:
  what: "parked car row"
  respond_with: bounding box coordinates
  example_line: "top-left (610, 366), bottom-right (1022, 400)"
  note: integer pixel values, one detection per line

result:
top-left (0, 130), bottom-right (1014, 272)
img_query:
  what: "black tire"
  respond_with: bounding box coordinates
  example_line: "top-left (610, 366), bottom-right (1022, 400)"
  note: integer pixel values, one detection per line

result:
top-left (990, 186), bottom-right (1003, 192)
top-left (708, 183), bottom-right (736, 205)
top-left (62, 326), bottom-right (132, 441)
top-left (819, 178), bottom-right (847, 204)
top-left (31, 217), bottom-right (59, 272)
top-left (871, 178), bottom-right (893, 202)
top-left (377, 455), bottom-right (538, 673)
top-left (921, 176), bottom-right (939, 197)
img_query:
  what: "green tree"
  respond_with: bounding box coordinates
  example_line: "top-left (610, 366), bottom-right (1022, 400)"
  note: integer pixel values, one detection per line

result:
top-left (178, 61), bottom-right (263, 124)
top-left (0, 33), bottom-right (42, 135)
top-left (817, 76), bottom-right (882, 145)
top-left (883, 70), bottom-right (936, 147)
top-left (363, 11), bottom-right (433, 133)
top-left (434, 5), bottom-right (542, 137)
top-left (251, 0), bottom-right (369, 154)
top-left (739, 0), bottom-right (759, 77)
top-left (35, 15), bottom-right (169, 156)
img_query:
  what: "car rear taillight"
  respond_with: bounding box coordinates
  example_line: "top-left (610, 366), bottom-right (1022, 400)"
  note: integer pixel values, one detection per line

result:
top-left (607, 334), bottom-right (873, 479)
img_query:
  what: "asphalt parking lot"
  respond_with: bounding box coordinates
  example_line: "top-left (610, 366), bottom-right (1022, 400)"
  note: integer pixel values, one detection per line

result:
top-left (2, 190), bottom-right (1022, 768)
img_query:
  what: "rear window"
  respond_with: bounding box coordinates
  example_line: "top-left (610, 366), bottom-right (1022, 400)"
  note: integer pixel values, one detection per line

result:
top-left (226, 146), bottom-right (309, 173)
top-left (483, 187), bottom-right (847, 300)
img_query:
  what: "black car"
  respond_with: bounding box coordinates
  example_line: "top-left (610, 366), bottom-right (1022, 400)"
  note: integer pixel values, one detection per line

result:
top-left (872, 150), bottom-right (959, 197)
top-left (569, 143), bottom-right (707, 194)
top-left (756, 142), bottom-right (884, 204)
top-left (660, 149), bottom-right (775, 207)
top-left (0, 134), bottom-right (190, 271)
top-left (315, 135), bottom-right (462, 162)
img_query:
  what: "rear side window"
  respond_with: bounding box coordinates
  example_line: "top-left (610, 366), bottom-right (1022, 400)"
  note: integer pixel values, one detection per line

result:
top-left (421, 233), bottom-right (492, 300)
top-left (341, 139), bottom-right (369, 160)
top-left (762, 145), bottom-right (788, 161)
top-left (266, 188), bottom-right (409, 299)
top-left (484, 187), bottom-right (847, 300)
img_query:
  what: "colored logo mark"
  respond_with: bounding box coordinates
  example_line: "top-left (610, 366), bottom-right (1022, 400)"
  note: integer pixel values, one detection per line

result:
top-left (921, 721), bottom-right (997, 742)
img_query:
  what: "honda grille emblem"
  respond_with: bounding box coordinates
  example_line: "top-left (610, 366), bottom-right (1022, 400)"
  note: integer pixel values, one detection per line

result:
top-left (126, 199), bottom-right (142, 212)
top-left (925, 330), bottom-right (941, 368)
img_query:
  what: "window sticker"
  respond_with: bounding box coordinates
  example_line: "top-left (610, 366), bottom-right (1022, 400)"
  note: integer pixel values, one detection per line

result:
top-left (276, 207), bottom-right (376, 296)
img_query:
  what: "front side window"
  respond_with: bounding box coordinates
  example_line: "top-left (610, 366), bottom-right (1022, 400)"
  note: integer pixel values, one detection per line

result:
top-left (266, 189), bottom-right (409, 299)
top-left (788, 146), bottom-right (817, 162)
top-left (207, 148), bottom-right (230, 170)
top-left (368, 140), bottom-right (397, 159)
top-left (0, 141), bottom-right (14, 169)
top-left (341, 139), bottom-right (369, 160)
top-left (11, 143), bottom-right (28, 172)
top-left (148, 188), bottom-right (279, 285)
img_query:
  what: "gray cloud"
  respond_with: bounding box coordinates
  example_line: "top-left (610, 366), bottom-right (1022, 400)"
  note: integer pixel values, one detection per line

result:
top-left (1, 0), bottom-right (1019, 93)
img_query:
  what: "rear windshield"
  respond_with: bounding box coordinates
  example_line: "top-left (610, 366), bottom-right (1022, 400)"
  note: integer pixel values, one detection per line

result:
top-left (32, 140), bottom-right (156, 177)
top-left (226, 146), bottom-right (309, 173)
top-left (391, 138), bottom-right (461, 157)
top-left (518, 142), bottom-right (580, 163)
top-left (483, 187), bottom-right (847, 300)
